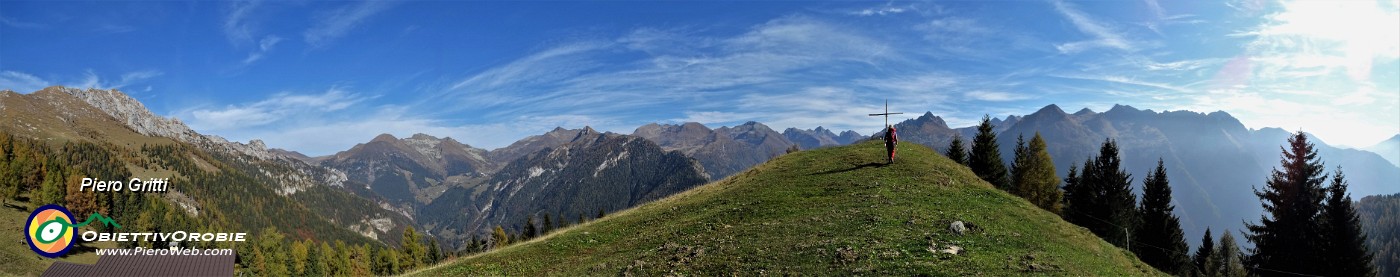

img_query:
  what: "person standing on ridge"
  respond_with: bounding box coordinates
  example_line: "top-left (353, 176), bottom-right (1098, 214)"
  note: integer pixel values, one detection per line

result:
top-left (884, 124), bottom-right (898, 163)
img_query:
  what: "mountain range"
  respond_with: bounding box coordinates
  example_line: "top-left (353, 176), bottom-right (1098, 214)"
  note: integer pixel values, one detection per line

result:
top-left (5, 86), bottom-right (1396, 256)
top-left (0, 87), bottom-right (414, 245)
top-left (890, 104), bottom-right (1400, 248)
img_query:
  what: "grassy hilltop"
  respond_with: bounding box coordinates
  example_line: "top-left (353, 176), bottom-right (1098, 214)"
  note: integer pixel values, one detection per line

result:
top-left (413, 140), bottom-right (1162, 276)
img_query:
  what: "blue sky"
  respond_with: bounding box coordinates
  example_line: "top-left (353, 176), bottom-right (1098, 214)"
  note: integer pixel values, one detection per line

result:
top-left (1, 0), bottom-right (1396, 156)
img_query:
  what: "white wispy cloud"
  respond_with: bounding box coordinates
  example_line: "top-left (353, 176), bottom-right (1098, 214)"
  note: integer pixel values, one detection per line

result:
top-left (0, 71), bottom-right (50, 92)
top-left (180, 87), bottom-right (370, 131)
top-left (964, 90), bottom-right (1034, 102)
top-left (242, 35), bottom-right (283, 65)
top-left (303, 0), bottom-right (397, 47)
top-left (222, 0), bottom-right (261, 45)
top-left (1050, 0), bottom-right (1135, 53)
top-left (851, 3), bottom-right (910, 17)
top-left (0, 15), bottom-right (44, 29)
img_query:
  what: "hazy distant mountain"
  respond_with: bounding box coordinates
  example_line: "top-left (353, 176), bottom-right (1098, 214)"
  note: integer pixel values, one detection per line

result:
top-left (634, 121), bottom-right (797, 179)
top-left (782, 126), bottom-right (864, 150)
top-left (321, 133), bottom-right (495, 207)
top-left (1364, 134), bottom-right (1400, 167)
top-left (894, 104), bottom-right (1400, 248)
top-left (421, 128), bottom-right (708, 246)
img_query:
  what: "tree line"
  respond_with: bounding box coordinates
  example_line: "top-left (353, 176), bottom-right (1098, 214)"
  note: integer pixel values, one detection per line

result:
top-left (943, 117), bottom-right (1374, 276)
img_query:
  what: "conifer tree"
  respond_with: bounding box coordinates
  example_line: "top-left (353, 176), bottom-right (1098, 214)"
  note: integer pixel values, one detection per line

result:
top-left (543, 213), bottom-right (554, 235)
top-left (1246, 131), bottom-right (1327, 276)
top-left (1192, 228), bottom-right (1216, 277)
top-left (946, 134), bottom-right (968, 166)
top-left (290, 239), bottom-right (309, 276)
top-left (401, 226), bottom-right (424, 269)
top-left (597, 207), bottom-right (606, 219)
top-left (318, 242), bottom-right (338, 276)
top-left (350, 244), bottom-right (373, 276)
top-left (1135, 159), bottom-right (1189, 275)
top-left (1012, 133), bottom-right (1061, 214)
top-left (1321, 167), bottom-right (1375, 276)
top-left (307, 240), bottom-right (327, 276)
top-left (969, 115), bottom-right (1010, 190)
top-left (1216, 231), bottom-right (1247, 277)
top-left (1011, 134), bottom-right (1029, 195)
top-left (524, 215), bottom-right (538, 239)
top-left (38, 166), bottom-right (66, 205)
top-left (428, 238), bottom-right (441, 264)
top-left (1060, 165), bottom-right (1080, 221)
top-left (1063, 139), bottom-right (1136, 248)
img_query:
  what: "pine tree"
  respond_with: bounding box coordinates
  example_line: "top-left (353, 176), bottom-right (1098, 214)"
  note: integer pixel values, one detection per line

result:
top-left (334, 241), bottom-right (352, 275)
top-left (1012, 133), bottom-right (1061, 214)
top-left (375, 247), bottom-right (400, 275)
top-left (543, 213), bottom-right (554, 235)
top-left (597, 207), bottom-right (606, 219)
top-left (318, 242), bottom-right (340, 276)
top-left (1192, 228), bottom-right (1216, 277)
top-left (256, 227), bottom-right (289, 276)
top-left (1246, 131), bottom-right (1327, 276)
top-left (946, 134), bottom-right (968, 166)
top-left (1011, 134), bottom-right (1029, 195)
top-left (1216, 230), bottom-right (1247, 277)
top-left (307, 240), bottom-right (327, 276)
top-left (524, 215), bottom-right (538, 239)
top-left (350, 244), bottom-right (373, 276)
top-left (969, 115), bottom-right (1010, 190)
top-left (1064, 139), bottom-right (1137, 249)
top-left (1060, 164), bottom-right (1080, 221)
top-left (38, 166), bottom-right (66, 206)
top-left (289, 239), bottom-right (309, 276)
top-left (427, 238), bottom-right (441, 264)
top-left (1321, 167), bottom-right (1375, 276)
top-left (1135, 159), bottom-right (1189, 275)
top-left (401, 226), bottom-right (424, 269)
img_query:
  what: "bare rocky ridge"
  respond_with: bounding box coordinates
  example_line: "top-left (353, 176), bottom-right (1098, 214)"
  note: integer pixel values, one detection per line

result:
top-left (51, 86), bottom-right (349, 193)
top-left (0, 86), bottom-right (410, 245)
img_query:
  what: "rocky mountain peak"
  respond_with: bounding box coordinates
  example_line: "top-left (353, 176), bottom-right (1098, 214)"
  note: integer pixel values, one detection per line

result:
top-left (1035, 104), bottom-right (1066, 116)
top-left (1073, 108), bottom-right (1096, 116)
top-left (52, 86), bottom-right (202, 143)
top-left (372, 133), bottom-right (400, 143)
top-left (912, 111), bottom-right (949, 128)
top-left (410, 133), bottom-right (438, 140)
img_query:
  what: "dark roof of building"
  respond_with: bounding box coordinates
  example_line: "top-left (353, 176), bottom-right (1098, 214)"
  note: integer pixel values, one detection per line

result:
top-left (42, 253), bottom-right (234, 277)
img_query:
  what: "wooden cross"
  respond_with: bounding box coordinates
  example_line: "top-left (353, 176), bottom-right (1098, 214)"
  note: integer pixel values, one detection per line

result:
top-left (868, 99), bottom-right (903, 127)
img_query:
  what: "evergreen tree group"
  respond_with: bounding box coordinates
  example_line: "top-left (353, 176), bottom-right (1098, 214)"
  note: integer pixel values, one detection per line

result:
top-left (1062, 139), bottom-right (1137, 249)
top-left (1010, 133), bottom-right (1062, 214)
top-left (1245, 132), bottom-right (1374, 276)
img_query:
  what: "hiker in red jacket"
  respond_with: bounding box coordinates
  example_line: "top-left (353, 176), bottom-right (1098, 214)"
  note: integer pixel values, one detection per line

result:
top-left (884, 125), bottom-right (898, 163)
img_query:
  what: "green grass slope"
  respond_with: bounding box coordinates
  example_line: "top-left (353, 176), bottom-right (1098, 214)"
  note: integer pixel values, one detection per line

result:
top-left (413, 140), bottom-right (1162, 276)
